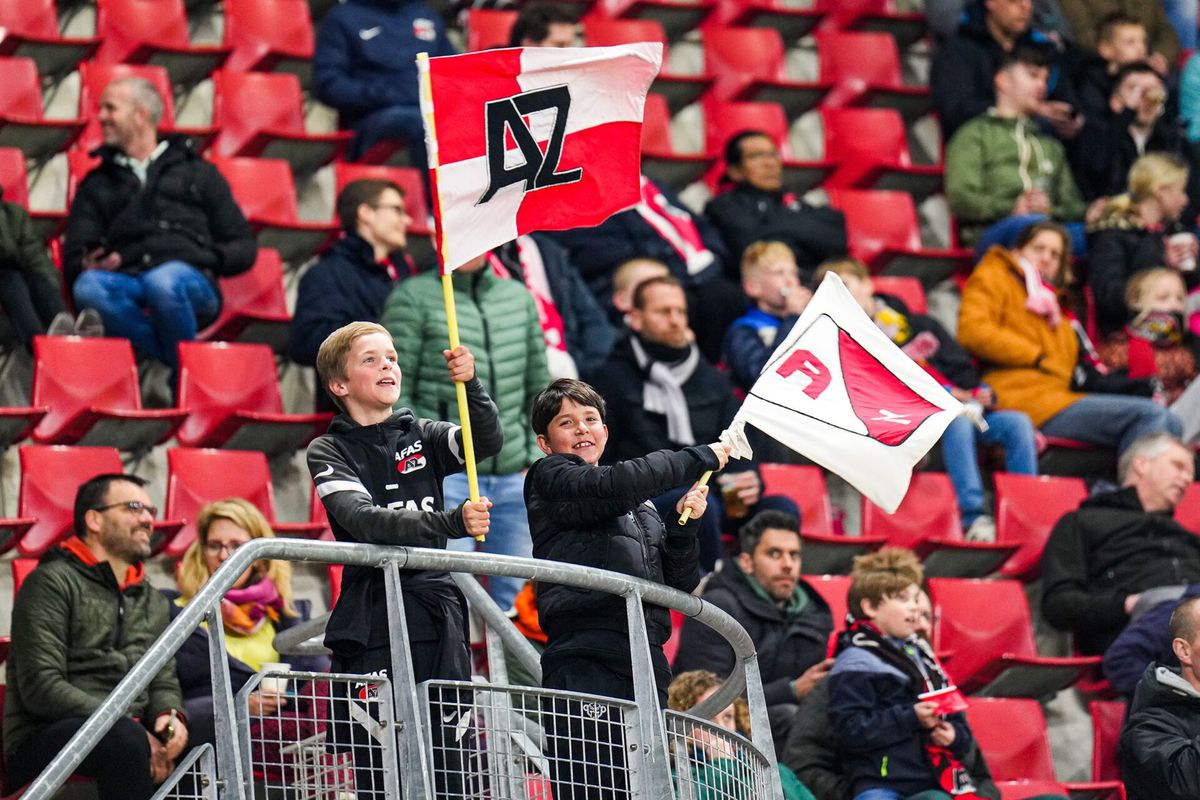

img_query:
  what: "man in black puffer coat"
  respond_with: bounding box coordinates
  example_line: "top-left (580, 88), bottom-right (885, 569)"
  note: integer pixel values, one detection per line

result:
top-left (64, 77), bottom-right (255, 369)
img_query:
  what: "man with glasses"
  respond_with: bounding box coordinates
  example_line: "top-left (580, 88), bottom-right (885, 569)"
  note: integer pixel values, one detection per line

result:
top-left (4, 473), bottom-right (188, 800)
top-left (289, 179), bottom-right (412, 412)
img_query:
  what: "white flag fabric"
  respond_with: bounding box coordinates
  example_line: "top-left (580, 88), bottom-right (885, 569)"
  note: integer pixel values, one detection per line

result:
top-left (724, 273), bottom-right (965, 513)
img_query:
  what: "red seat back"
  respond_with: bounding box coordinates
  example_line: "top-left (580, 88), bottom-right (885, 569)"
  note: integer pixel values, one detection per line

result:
top-left (860, 471), bottom-right (962, 546)
top-left (212, 70), bottom-right (307, 157)
top-left (332, 162), bottom-right (432, 235)
top-left (825, 188), bottom-right (923, 267)
top-left (703, 26), bottom-right (787, 101)
top-left (871, 275), bottom-right (926, 315)
top-left (18, 445), bottom-right (124, 557)
top-left (1174, 482), bottom-right (1200, 532)
top-left (0, 146), bottom-right (31, 208)
top-left (964, 697), bottom-right (1057, 781)
top-left (94, 0), bottom-right (192, 64)
top-left (31, 336), bottom-right (145, 442)
top-left (821, 107), bottom-right (911, 169)
top-left (0, 56), bottom-right (48, 120)
top-left (759, 463), bottom-right (834, 535)
top-left (928, 577), bottom-right (1037, 686)
top-left (222, 0), bottom-right (314, 72)
top-left (0, 0), bottom-right (65, 40)
top-left (166, 447), bottom-right (280, 555)
top-left (77, 61), bottom-right (181, 152)
top-left (584, 17), bottom-right (669, 48)
top-left (1090, 699), bottom-right (1126, 782)
top-left (994, 473), bottom-right (1086, 579)
top-left (209, 156), bottom-right (301, 223)
top-left (466, 9), bottom-right (517, 51)
top-left (176, 341), bottom-right (286, 441)
top-left (640, 92), bottom-right (674, 155)
top-left (12, 557), bottom-right (37, 595)
top-left (205, 248), bottom-right (289, 333)
top-left (816, 29), bottom-right (904, 91)
top-left (806, 574), bottom-right (851, 632)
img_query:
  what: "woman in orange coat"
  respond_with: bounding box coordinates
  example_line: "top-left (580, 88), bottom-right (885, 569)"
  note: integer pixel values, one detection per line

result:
top-left (958, 220), bottom-right (1181, 454)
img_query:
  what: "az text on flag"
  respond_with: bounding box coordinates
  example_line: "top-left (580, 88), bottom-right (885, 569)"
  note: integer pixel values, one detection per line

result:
top-left (419, 43), bottom-right (662, 271)
top-left (727, 273), bottom-right (964, 514)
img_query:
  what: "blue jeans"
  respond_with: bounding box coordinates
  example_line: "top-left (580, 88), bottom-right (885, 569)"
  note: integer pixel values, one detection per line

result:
top-left (443, 471), bottom-right (532, 611)
top-left (1041, 395), bottom-right (1183, 455)
top-left (941, 411), bottom-right (1038, 526)
top-left (973, 214), bottom-right (1086, 260)
top-left (72, 260), bottom-right (219, 368)
top-left (351, 103), bottom-right (428, 170)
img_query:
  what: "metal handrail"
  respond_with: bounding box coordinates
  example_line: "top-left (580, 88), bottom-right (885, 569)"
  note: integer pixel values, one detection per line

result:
top-left (22, 537), bottom-right (774, 800)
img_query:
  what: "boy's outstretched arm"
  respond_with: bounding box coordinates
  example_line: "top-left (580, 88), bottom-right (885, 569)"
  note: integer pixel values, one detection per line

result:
top-left (444, 345), bottom-right (504, 462)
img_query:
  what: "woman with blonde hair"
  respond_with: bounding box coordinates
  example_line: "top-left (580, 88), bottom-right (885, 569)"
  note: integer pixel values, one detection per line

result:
top-left (173, 498), bottom-right (324, 748)
top-left (1087, 151), bottom-right (1198, 336)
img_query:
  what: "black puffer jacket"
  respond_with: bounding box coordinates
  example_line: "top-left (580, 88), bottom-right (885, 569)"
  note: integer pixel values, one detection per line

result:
top-left (1042, 487), bottom-right (1200, 654)
top-left (63, 135), bottom-right (256, 291)
top-left (674, 560), bottom-right (832, 707)
top-left (525, 446), bottom-right (719, 651)
top-left (1120, 663), bottom-right (1200, 800)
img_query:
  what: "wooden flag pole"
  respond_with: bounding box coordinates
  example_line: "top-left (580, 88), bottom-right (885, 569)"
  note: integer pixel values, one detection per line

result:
top-left (418, 51), bottom-right (484, 541)
top-left (677, 470), bottom-right (713, 525)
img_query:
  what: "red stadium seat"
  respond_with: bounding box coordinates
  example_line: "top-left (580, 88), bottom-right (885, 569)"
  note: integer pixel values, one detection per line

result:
top-left (175, 341), bottom-right (333, 457)
top-left (704, 27), bottom-right (830, 119)
top-left (93, 0), bottom-right (231, 87)
top-left (0, 0), bottom-right (98, 79)
top-left (820, 107), bottom-right (943, 201)
top-left (221, 0), bottom-right (314, 85)
top-left (1091, 699), bottom-right (1127, 782)
top-left (211, 71), bottom-right (350, 176)
top-left (12, 557), bottom-right (36, 594)
top-left (77, 61), bottom-right (216, 153)
top-left (760, 463), bottom-right (886, 574)
top-left (705, 0), bottom-right (824, 43)
top-left (993, 473), bottom-right (1087, 581)
top-left (198, 248), bottom-right (292, 351)
top-left (818, 0), bottom-right (927, 51)
top-left (806, 573), bottom-right (851, 633)
top-left (966, 697), bottom-right (1126, 799)
top-left (30, 336), bottom-right (187, 451)
top-left (588, 0), bottom-right (714, 41)
top-left (0, 404), bottom-right (47, 452)
top-left (1174, 481), bottom-right (1200, 533)
top-left (704, 100), bottom-right (833, 195)
top-left (862, 473), bottom-right (1016, 578)
top-left (165, 447), bottom-right (326, 558)
top-left (332, 162), bottom-right (434, 264)
top-left (465, 8), bottom-right (517, 51)
top-left (825, 188), bottom-right (973, 287)
top-left (209, 156), bottom-right (338, 264)
top-left (930, 578), bottom-right (1100, 697)
top-left (0, 55), bottom-right (84, 162)
top-left (639, 92), bottom-right (713, 190)
top-left (816, 30), bottom-right (932, 121)
top-left (585, 18), bottom-right (712, 112)
top-left (0, 146), bottom-right (66, 241)
top-left (870, 275), bottom-right (927, 315)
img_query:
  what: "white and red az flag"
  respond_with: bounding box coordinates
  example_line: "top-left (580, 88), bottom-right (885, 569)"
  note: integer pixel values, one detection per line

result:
top-left (725, 273), bottom-right (965, 513)
top-left (418, 44), bottom-right (662, 271)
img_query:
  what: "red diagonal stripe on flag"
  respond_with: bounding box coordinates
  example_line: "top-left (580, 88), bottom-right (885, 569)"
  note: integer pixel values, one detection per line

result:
top-left (839, 328), bottom-right (942, 446)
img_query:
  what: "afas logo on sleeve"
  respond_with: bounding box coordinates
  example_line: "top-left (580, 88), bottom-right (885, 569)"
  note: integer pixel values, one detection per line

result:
top-left (413, 17), bottom-right (437, 41)
top-left (396, 442), bottom-right (426, 474)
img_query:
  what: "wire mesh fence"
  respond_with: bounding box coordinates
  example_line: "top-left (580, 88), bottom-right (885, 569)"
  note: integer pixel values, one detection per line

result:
top-left (664, 711), bottom-right (775, 800)
top-left (153, 744), bottom-right (217, 800)
top-left (238, 670), bottom-right (393, 800)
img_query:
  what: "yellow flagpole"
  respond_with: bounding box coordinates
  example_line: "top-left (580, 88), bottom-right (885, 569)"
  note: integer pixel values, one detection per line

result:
top-left (418, 51), bottom-right (484, 541)
top-left (678, 471), bottom-right (712, 525)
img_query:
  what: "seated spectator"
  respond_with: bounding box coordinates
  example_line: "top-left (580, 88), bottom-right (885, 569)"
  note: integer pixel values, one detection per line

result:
top-left (1098, 268), bottom-right (1200, 408)
top-left (722, 241), bottom-right (812, 392)
top-left (828, 549), bottom-right (982, 800)
top-left (1103, 583), bottom-right (1200, 698)
top-left (1073, 14), bottom-right (1157, 127)
top-left (1073, 64), bottom-right (1196, 203)
top-left (588, 275), bottom-right (799, 570)
top-left (1087, 152), bottom-right (1197, 336)
top-left (932, 0), bottom-right (1082, 141)
top-left (1059, 0), bottom-right (1179, 76)
top-left (509, 2), bottom-right (576, 47)
top-left (824, 257), bottom-right (1039, 542)
top-left (705, 132), bottom-right (847, 283)
top-left (547, 174), bottom-right (739, 363)
top-left (313, 0), bottom-right (455, 165)
top-left (927, 0), bottom-right (1073, 44)
top-left (1042, 432), bottom-right (1200, 654)
top-left (0, 195), bottom-right (100, 349)
top-left (946, 47), bottom-right (1091, 250)
top-left (667, 669), bottom-right (816, 800)
top-left (173, 499), bottom-right (328, 749)
top-left (288, 179), bottom-right (412, 411)
top-left (610, 257), bottom-right (669, 326)
top-left (783, 586), bottom-right (1012, 800)
top-left (1119, 594), bottom-right (1200, 800)
top-left (63, 77), bottom-right (256, 372)
top-left (674, 511), bottom-right (834, 756)
top-left (958, 220), bottom-right (1182, 455)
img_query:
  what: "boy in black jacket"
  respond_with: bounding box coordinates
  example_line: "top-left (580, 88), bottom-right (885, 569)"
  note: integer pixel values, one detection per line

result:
top-left (525, 377), bottom-right (728, 798)
top-left (306, 320), bottom-right (501, 798)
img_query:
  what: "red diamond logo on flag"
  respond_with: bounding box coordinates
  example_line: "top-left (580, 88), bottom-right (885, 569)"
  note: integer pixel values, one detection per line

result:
top-left (838, 329), bottom-right (942, 446)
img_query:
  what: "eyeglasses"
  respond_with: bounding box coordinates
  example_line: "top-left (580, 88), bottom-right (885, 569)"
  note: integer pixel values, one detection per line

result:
top-left (204, 540), bottom-right (246, 556)
top-left (92, 500), bottom-right (158, 517)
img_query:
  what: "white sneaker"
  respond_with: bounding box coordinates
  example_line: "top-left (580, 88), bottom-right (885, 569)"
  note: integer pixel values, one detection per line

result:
top-left (46, 311), bottom-right (75, 336)
top-left (965, 515), bottom-right (996, 543)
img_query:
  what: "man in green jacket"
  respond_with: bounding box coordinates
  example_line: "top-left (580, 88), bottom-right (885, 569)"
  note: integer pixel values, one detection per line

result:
top-left (946, 47), bottom-right (1095, 248)
top-left (382, 253), bottom-right (550, 611)
top-left (4, 474), bottom-right (187, 799)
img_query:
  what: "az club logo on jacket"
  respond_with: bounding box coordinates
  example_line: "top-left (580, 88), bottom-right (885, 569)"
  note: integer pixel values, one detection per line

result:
top-left (396, 442), bottom-right (427, 474)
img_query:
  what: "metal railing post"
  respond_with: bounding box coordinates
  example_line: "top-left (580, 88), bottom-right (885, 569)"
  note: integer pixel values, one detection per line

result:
top-left (742, 653), bottom-right (785, 798)
top-left (204, 606), bottom-right (247, 800)
top-left (382, 561), bottom-right (429, 800)
top-left (624, 589), bottom-right (676, 798)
